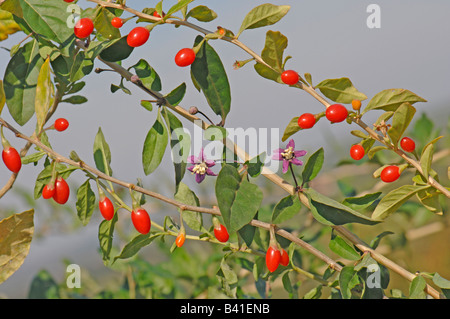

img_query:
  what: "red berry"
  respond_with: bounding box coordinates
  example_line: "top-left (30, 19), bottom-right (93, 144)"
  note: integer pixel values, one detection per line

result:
top-left (127, 27), bottom-right (150, 47)
top-left (281, 70), bottom-right (299, 85)
top-left (99, 197), bottom-right (115, 221)
top-left (400, 137), bottom-right (416, 153)
top-left (74, 18), bottom-right (94, 39)
top-left (175, 233), bottom-right (186, 248)
top-left (175, 48), bottom-right (196, 67)
top-left (42, 183), bottom-right (56, 199)
top-left (213, 223), bottom-right (229, 243)
top-left (153, 11), bottom-right (165, 18)
top-left (297, 113), bottom-right (316, 129)
top-left (2, 146), bottom-right (21, 173)
top-left (54, 118), bottom-right (69, 132)
top-left (325, 104), bottom-right (348, 123)
top-left (350, 144), bottom-right (365, 161)
top-left (111, 17), bottom-right (123, 28)
top-left (64, 0), bottom-right (75, 2)
top-left (380, 165), bottom-right (400, 183)
top-left (131, 208), bottom-right (151, 234)
top-left (53, 177), bottom-right (70, 204)
top-left (280, 249), bottom-right (289, 267)
top-left (266, 246), bottom-right (281, 273)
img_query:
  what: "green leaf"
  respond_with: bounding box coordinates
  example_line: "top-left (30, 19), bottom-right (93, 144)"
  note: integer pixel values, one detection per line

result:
top-left (329, 234), bottom-right (360, 261)
top-left (367, 146), bottom-right (388, 159)
top-left (416, 187), bottom-right (443, 215)
top-left (215, 165), bottom-right (263, 233)
top-left (99, 36), bottom-right (134, 62)
top-left (304, 188), bottom-right (380, 226)
top-left (130, 59), bottom-right (162, 92)
top-left (237, 4), bottom-right (290, 38)
top-left (142, 109), bottom-right (168, 175)
top-left (165, 0), bottom-right (193, 18)
top-left (420, 142), bottom-right (434, 181)
top-left (69, 51), bottom-right (94, 83)
top-left (302, 148), bottom-right (324, 184)
top-left (98, 212), bottom-right (118, 266)
top-left (409, 276), bottom-right (427, 299)
top-left (432, 273), bottom-right (450, 289)
top-left (4, 39), bottom-right (44, 125)
top-left (186, 5), bottom-right (217, 22)
top-left (61, 95), bottom-right (88, 105)
top-left (315, 78), bottom-right (367, 104)
top-left (0, 80), bottom-right (5, 116)
top-left (34, 57), bottom-right (53, 131)
top-left (272, 194), bottom-right (302, 224)
top-left (0, 8), bottom-right (21, 41)
top-left (94, 7), bottom-right (121, 40)
top-left (28, 269), bottom-right (59, 299)
top-left (369, 231), bottom-right (394, 249)
top-left (246, 152), bottom-right (266, 178)
top-left (76, 179), bottom-right (96, 226)
top-left (19, 0), bottom-right (73, 44)
top-left (342, 192), bottom-right (382, 211)
top-left (164, 82), bottom-right (186, 106)
top-left (191, 36), bottom-right (231, 123)
top-left (371, 185), bottom-right (431, 221)
top-left (411, 113), bottom-right (434, 146)
top-left (339, 266), bottom-right (360, 299)
top-left (174, 182), bottom-right (203, 232)
top-left (21, 151), bottom-right (46, 165)
top-left (281, 116), bottom-right (301, 142)
top-left (254, 30), bottom-right (287, 84)
top-left (363, 88), bottom-right (426, 114)
top-left (0, 209), bottom-right (34, 285)
top-left (387, 102), bottom-right (416, 147)
top-left (113, 233), bottom-right (160, 263)
top-left (93, 127), bottom-right (113, 176)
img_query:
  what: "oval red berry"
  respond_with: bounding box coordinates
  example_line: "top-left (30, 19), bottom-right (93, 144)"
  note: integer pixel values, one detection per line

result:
top-left (297, 113), bottom-right (316, 129)
top-left (266, 246), bottom-right (281, 273)
top-left (99, 197), bottom-right (115, 221)
top-left (350, 144), bottom-right (365, 160)
top-left (281, 70), bottom-right (299, 85)
top-left (54, 118), bottom-right (69, 132)
top-left (214, 224), bottom-right (229, 243)
top-left (111, 17), bottom-right (123, 28)
top-left (280, 249), bottom-right (289, 267)
top-left (131, 208), bottom-right (151, 234)
top-left (2, 147), bottom-right (22, 173)
top-left (175, 48), bottom-right (196, 67)
top-left (74, 18), bottom-right (94, 39)
top-left (176, 233), bottom-right (186, 248)
top-left (380, 165), bottom-right (400, 183)
top-left (53, 177), bottom-right (70, 204)
top-left (326, 104), bottom-right (348, 123)
top-left (400, 137), bottom-right (416, 153)
top-left (127, 27), bottom-right (150, 47)
top-left (42, 183), bottom-right (56, 199)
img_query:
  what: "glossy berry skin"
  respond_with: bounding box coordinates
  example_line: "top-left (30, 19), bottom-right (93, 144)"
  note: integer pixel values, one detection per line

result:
top-left (53, 177), bottom-right (70, 204)
top-left (99, 197), bottom-right (115, 221)
top-left (74, 18), bottom-right (94, 39)
top-left (280, 249), bottom-right (289, 267)
top-left (350, 144), bottom-right (365, 161)
top-left (64, 0), bottom-right (75, 2)
top-left (380, 165), bottom-right (400, 183)
top-left (131, 208), bottom-right (151, 234)
top-left (281, 70), bottom-right (299, 85)
top-left (213, 224), bottom-right (229, 243)
top-left (111, 17), bottom-right (123, 28)
top-left (400, 137), bottom-right (416, 153)
top-left (54, 118), bottom-right (69, 132)
top-left (175, 233), bottom-right (186, 248)
top-left (297, 113), bottom-right (316, 129)
top-left (2, 147), bottom-right (21, 173)
top-left (127, 27), bottom-right (150, 47)
top-left (42, 183), bottom-right (56, 199)
top-left (326, 104), bottom-right (348, 123)
top-left (175, 48), bottom-right (196, 67)
top-left (266, 246), bottom-right (281, 273)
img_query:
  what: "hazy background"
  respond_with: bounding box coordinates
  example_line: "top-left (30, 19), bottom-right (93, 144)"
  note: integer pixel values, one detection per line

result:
top-left (0, 0), bottom-right (449, 298)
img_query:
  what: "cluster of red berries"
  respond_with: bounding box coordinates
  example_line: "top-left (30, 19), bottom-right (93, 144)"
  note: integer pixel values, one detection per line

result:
top-left (266, 245), bottom-right (289, 273)
top-left (175, 216), bottom-right (229, 248)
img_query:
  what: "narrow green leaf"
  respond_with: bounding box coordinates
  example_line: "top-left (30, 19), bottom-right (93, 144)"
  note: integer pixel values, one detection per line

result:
top-left (130, 59), bottom-right (162, 92)
top-left (93, 127), bottom-right (113, 176)
top-left (0, 80), bottom-right (5, 116)
top-left (315, 78), bottom-right (367, 104)
top-left (432, 273), bottom-right (450, 289)
top-left (420, 142), bottom-right (434, 180)
top-left (164, 82), bottom-right (186, 106)
top-left (254, 30), bottom-right (287, 83)
top-left (272, 194), bottom-right (302, 224)
top-left (387, 102), bottom-right (416, 147)
top-left (371, 185), bottom-right (431, 221)
top-left (367, 146), bottom-right (388, 159)
top-left (237, 4), bottom-right (290, 37)
top-left (186, 5), bottom-right (217, 22)
top-left (302, 148), bottom-right (324, 184)
top-left (21, 151), bottom-right (46, 165)
top-left (0, 209), bottom-right (34, 285)
top-left (369, 231), bottom-right (394, 249)
top-left (69, 51), bottom-right (94, 83)
top-left (76, 179), bottom-right (96, 226)
top-left (342, 192), bottom-right (382, 211)
top-left (339, 266), bottom-right (360, 299)
top-left (142, 109), bottom-right (168, 175)
top-left (61, 95), bottom-right (88, 104)
top-left (409, 276), bottom-right (427, 299)
top-left (34, 57), bottom-right (53, 131)
top-left (98, 212), bottom-right (118, 266)
top-left (329, 234), bottom-right (360, 261)
top-left (363, 88), bottom-right (426, 113)
top-left (166, 0), bottom-right (193, 18)
top-left (191, 36), bottom-right (231, 122)
top-left (113, 233), bottom-right (160, 263)
top-left (99, 36), bottom-right (134, 62)
top-left (281, 116), bottom-right (301, 142)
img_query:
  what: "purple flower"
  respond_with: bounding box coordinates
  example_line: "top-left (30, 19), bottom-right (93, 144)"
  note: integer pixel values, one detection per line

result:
top-left (187, 148), bottom-right (217, 183)
top-left (272, 139), bottom-right (307, 174)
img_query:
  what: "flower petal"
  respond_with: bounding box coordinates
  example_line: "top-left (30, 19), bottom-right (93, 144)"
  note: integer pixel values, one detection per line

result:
top-left (195, 173), bottom-right (206, 184)
top-left (291, 158), bottom-right (304, 166)
top-left (282, 160), bottom-right (289, 174)
top-left (187, 165), bottom-right (195, 172)
top-left (294, 150), bottom-right (307, 157)
top-left (287, 139), bottom-right (295, 149)
top-left (206, 168), bottom-right (217, 176)
top-left (205, 159), bottom-right (216, 167)
top-left (188, 155), bottom-right (199, 164)
top-left (198, 148), bottom-right (205, 162)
